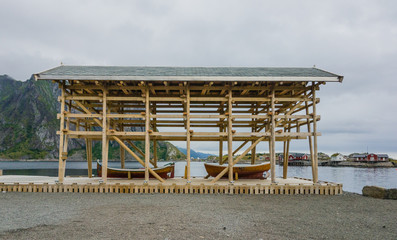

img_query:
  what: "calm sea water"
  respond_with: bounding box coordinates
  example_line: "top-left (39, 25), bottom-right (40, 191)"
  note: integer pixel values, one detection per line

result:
top-left (0, 161), bottom-right (396, 194)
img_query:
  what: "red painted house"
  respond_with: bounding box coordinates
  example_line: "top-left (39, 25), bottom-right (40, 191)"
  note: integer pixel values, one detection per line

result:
top-left (351, 153), bottom-right (389, 162)
top-left (278, 153), bottom-right (309, 162)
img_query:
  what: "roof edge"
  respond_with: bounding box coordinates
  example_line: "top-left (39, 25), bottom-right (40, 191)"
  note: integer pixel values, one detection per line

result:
top-left (35, 74), bottom-right (341, 82)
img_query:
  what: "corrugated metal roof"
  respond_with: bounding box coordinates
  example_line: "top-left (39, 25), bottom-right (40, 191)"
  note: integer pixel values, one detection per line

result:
top-left (35, 65), bottom-right (343, 82)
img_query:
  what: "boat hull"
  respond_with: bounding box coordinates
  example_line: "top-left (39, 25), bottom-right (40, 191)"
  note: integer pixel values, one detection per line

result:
top-left (97, 161), bottom-right (175, 179)
top-left (204, 162), bottom-right (270, 179)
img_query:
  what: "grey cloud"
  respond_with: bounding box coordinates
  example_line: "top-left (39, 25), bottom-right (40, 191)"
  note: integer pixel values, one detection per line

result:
top-left (1, 0), bottom-right (396, 157)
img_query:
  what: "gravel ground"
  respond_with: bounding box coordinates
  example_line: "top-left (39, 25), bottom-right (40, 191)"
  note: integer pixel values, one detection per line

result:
top-left (0, 192), bottom-right (396, 240)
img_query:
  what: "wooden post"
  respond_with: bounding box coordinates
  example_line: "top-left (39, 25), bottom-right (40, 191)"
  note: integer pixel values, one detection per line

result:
top-left (283, 123), bottom-right (290, 179)
top-left (58, 85), bottom-right (66, 182)
top-left (186, 87), bottom-right (191, 181)
top-left (153, 140), bottom-right (157, 167)
top-left (251, 127), bottom-right (256, 164)
top-left (305, 91), bottom-right (315, 182)
top-left (153, 103), bottom-right (158, 168)
top-left (282, 138), bottom-right (286, 176)
top-left (119, 103), bottom-right (125, 169)
top-left (270, 87), bottom-right (276, 183)
top-left (101, 87), bottom-right (108, 183)
top-left (219, 126), bottom-right (223, 164)
top-left (59, 99), bottom-right (71, 180)
top-left (251, 103), bottom-right (258, 165)
top-left (86, 138), bottom-right (92, 178)
top-left (227, 88), bottom-right (234, 182)
top-left (312, 84), bottom-right (319, 183)
top-left (120, 140), bottom-right (125, 169)
top-left (144, 87), bottom-right (150, 182)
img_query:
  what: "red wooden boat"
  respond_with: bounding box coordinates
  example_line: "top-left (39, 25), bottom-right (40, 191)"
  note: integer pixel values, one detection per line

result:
top-left (97, 160), bottom-right (175, 179)
top-left (204, 162), bottom-right (271, 179)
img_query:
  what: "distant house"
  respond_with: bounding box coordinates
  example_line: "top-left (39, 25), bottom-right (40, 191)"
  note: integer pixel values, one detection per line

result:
top-left (331, 154), bottom-right (345, 162)
top-left (278, 153), bottom-right (309, 162)
top-left (351, 153), bottom-right (389, 162)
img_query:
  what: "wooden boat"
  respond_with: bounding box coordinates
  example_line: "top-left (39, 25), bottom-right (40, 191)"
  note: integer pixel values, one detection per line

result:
top-left (204, 162), bottom-right (271, 179)
top-left (97, 160), bottom-right (175, 179)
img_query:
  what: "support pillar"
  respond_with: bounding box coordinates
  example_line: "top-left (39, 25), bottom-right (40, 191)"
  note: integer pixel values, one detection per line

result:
top-left (312, 83), bottom-right (319, 183)
top-left (251, 127), bottom-right (256, 165)
top-left (120, 142), bottom-right (125, 168)
top-left (283, 123), bottom-right (290, 179)
top-left (86, 138), bottom-right (92, 178)
top-left (270, 88), bottom-right (276, 183)
top-left (186, 87), bottom-right (191, 182)
top-left (58, 85), bottom-right (66, 183)
top-left (227, 88), bottom-right (234, 183)
top-left (219, 126), bottom-right (223, 164)
top-left (144, 87), bottom-right (150, 182)
top-left (153, 103), bottom-right (157, 168)
top-left (101, 88), bottom-right (108, 182)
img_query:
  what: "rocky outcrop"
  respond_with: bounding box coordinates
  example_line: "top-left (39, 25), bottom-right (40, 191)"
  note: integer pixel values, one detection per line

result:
top-left (0, 75), bottom-right (185, 160)
top-left (362, 186), bottom-right (397, 200)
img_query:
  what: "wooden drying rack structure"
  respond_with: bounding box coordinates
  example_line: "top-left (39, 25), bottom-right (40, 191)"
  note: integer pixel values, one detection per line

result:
top-left (34, 66), bottom-right (343, 190)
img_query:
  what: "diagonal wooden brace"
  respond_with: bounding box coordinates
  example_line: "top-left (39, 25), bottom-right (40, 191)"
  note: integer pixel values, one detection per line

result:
top-left (113, 137), bottom-right (164, 182)
top-left (211, 136), bottom-right (265, 183)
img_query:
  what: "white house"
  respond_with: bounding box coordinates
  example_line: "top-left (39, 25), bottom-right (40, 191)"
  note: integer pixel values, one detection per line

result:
top-left (331, 153), bottom-right (345, 161)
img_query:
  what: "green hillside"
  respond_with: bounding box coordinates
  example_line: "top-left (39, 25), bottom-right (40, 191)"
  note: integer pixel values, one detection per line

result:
top-left (0, 75), bottom-right (185, 161)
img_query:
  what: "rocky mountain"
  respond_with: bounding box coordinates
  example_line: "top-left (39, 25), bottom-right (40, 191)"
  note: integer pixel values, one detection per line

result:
top-left (177, 147), bottom-right (214, 159)
top-left (0, 75), bottom-right (185, 161)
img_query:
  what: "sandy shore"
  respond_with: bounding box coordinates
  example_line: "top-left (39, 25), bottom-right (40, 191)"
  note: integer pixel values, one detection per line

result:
top-left (0, 192), bottom-right (396, 240)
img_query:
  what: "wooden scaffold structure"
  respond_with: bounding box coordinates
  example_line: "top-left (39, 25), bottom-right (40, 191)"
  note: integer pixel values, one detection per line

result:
top-left (34, 66), bottom-right (343, 185)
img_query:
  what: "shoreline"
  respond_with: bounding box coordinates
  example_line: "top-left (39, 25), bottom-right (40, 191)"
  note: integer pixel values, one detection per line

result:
top-left (1, 158), bottom-right (395, 168)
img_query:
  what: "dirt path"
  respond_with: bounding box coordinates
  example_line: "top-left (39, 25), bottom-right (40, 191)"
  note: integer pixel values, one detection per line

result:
top-left (1, 192), bottom-right (396, 239)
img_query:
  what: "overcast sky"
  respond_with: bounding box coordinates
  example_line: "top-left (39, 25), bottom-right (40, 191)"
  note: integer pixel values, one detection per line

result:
top-left (1, 0), bottom-right (396, 157)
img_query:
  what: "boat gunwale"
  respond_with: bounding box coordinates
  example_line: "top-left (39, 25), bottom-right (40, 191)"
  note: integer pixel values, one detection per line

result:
top-left (97, 160), bottom-right (174, 173)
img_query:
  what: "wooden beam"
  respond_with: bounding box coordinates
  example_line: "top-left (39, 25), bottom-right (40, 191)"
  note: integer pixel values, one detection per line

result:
top-left (126, 140), bottom-right (145, 157)
top-left (113, 137), bottom-right (164, 182)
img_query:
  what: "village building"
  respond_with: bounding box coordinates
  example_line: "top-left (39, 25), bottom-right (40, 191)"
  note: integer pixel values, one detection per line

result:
top-left (278, 152), bottom-right (309, 161)
top-left (351, 153), bottom-right (389, 162)
top-left (330, 153), bottom-right (346, 161)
